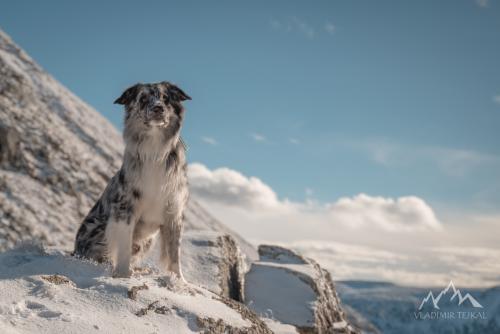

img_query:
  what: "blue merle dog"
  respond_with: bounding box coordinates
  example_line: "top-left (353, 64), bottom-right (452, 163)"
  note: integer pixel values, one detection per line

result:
top-left (74, 82), bottom-right (191, 278)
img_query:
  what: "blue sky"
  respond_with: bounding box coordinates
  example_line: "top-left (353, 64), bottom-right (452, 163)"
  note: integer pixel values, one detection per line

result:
top-left (2, 0), bottom-right (499, 214)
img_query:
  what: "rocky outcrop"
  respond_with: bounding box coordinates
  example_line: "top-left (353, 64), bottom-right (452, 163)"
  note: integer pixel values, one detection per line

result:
top-left (178, 231), bottom-right (246, 302)
top-left (245, 245), bottom-right (358, 334)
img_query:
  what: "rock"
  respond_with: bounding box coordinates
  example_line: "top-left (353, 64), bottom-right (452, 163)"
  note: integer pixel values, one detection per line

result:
top-left (338, 304), bottom-right (380, 334)
top-left (40, 274), bottom-right (76, 287)
top-left (154, 231), bottom-right (247, 302)
top-left (216, 234), bottom-right (246, 302)
top-left (127, 283), bottom-right (149, 300)
top-left (199, 295), bottom-right (273, 334)
top-left (245, 245), bottom-right (358, 334)
top-left (0, 123), bottom-right (20, 166)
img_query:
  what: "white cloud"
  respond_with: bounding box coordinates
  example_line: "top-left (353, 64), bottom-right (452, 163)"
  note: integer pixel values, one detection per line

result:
top-left (430, 147), bottom-right (499, 177)
top-left (324, 22), bottom-right (336, 35)
top-left (351, 138), bottom-right (500, 177)
top-left (270, 17), bottom-right (328, 39)
top-left (270, 18), bottom-right (292, 32)
top-left (289, 138), bottom-right (300, 145)
top-left (291, 17), bottom-right (315, 39)
top-left (493, 95), bottom-right (500, 105)
top-left (188, 163), bottom-right (283, 210)
top-left (270, 18), bottom-right (337, 39)
top-left (250, 133), bottom-right (267, 142)
top-left (201, 136), bottom-right (217, 146)
top-left (188, 163), bottom-right (441, 232)
top-left (476, 0), bottom-right (489, 8)
top-left (357, 140), bottom-right (400, 166)
top-left (328, 194), bottom-right (442, 231)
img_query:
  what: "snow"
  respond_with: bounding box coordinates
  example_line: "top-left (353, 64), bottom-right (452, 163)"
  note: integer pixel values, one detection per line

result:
top-left (178, 231), bottom-right (231, 295)
top-left (245, 263), bottom-right (316, 327)
top-left (0, 243), bottom-right (252, 334)
top-left (261, 318), bottom-right (299, 334)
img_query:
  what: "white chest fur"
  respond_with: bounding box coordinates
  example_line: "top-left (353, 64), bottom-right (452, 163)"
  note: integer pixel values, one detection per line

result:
top-left (127, 135), bottom-right (187, 221)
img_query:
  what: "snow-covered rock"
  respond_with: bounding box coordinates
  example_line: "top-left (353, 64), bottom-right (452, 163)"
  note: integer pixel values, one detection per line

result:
top-left (169, 231), bottom-right (246, 302)
top-left (0, 243), bottom-right (271, 334)
top-left (245, 245), bottom-right (357, 334)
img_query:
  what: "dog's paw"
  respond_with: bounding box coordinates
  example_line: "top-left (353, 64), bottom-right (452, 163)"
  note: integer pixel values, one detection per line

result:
top-left (176, 273), bottom-right (187, 285)
top-left (132, 266), bottom-right (154, 275)
top-left (156, 274), bottom-right (200, 296)
top-left (112, 268), bottom-right (132, 278)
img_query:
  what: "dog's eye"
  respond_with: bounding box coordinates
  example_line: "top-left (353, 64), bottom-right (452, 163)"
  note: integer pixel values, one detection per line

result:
top-left (163, 95), bottom-right (170, 104)
top-left (139, 95), bottom-right (148, 104)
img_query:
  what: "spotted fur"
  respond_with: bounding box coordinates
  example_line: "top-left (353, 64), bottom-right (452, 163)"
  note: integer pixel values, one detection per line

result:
top-left (74, 81), bottom-right (191, 278)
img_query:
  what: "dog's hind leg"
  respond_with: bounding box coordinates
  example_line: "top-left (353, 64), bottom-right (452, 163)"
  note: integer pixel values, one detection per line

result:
top-left (131, 236), bottom-right (155, 268)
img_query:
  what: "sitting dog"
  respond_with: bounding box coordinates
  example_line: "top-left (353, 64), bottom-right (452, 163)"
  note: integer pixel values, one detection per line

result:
top-left (74, 81), bottom-right (191, 278)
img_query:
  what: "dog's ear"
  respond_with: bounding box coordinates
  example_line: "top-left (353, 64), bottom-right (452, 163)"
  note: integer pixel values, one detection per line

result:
top-left (164, 83), bottom-right (191, 102)
top-left (114, 84), bottom-right (141, 105)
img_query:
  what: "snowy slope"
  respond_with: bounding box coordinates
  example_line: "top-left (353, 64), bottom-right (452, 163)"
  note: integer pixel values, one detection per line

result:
top-left (0, 243), bottom-right (270, 334)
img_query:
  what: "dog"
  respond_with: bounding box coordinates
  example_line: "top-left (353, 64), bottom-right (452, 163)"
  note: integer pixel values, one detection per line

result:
top-left (74, 81), bottom-right (191, 279)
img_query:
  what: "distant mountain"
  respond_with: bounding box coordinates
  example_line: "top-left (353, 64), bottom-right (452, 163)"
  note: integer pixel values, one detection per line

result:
top-left (337, 280), bottom-right (500, 334)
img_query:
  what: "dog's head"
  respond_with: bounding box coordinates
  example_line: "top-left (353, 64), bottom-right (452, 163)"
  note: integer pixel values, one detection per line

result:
top-left (114, 82), bottom-right (191, 130)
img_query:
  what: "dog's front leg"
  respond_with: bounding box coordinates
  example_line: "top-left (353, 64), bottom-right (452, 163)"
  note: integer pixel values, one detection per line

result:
top-left (106, 208), bottom-right (138, 278)
top-left (159, 215), bottom-right (184, 281)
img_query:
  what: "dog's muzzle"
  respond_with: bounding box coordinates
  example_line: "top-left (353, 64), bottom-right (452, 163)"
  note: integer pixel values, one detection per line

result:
top-left (151, 106), bottom-right (163, 115)
top-left (148, 105), bottom-right (166, 122)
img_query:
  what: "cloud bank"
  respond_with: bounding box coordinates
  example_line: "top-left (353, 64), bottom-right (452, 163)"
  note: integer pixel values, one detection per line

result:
top-left (287, 240), bottom-right (500, 287)
top-left (188, 163), bottom-right (442, 232)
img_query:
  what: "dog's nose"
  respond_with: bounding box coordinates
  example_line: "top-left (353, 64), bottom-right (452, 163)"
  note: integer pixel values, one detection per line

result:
top-left (151, 106), bottom-right (163, 114)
